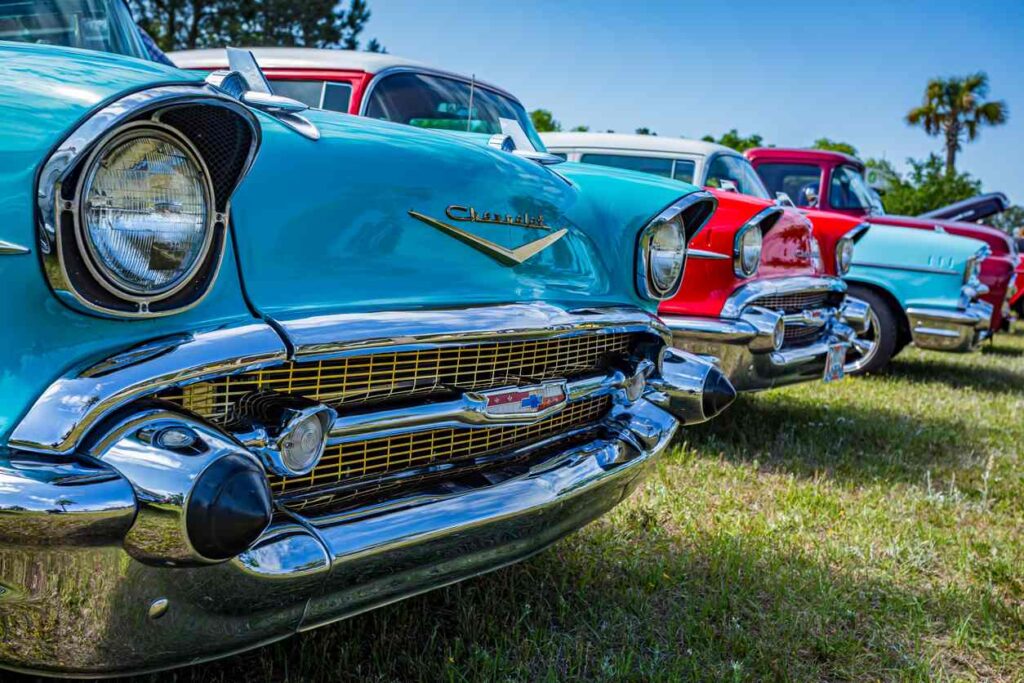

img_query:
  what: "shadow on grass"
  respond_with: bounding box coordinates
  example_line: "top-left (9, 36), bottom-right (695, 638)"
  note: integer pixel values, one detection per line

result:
top-left (683, 392), bottom-right (985, 488)
top-left (888, 353), bottom-right (1024, 396)
top-left (16, 519), bottom-right (1001, 682)
top-left (980, 343), bottom-right (1024, 358)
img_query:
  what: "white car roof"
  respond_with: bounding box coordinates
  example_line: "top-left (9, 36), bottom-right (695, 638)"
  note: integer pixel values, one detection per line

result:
top-left (170, 47), bottom-right (427, 73)
top-left (541, 132), bottom-right (737, 158)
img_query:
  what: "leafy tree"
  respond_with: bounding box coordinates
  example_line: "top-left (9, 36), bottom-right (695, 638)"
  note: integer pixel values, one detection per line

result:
top-left (878, 154), bottom-right (982, 216)
top-left (988, 205), bottom-right (1024, 235)
top-left (701, 129), bottom-right (765, 152)
top-left (906, 72), bottom-right (1008, 175)
top-left (635, 127), bottom-right (656, 136)
top-left (132, 0), bottom-right (382, 51)
top-left (529, 109), bottom-right (561, 133)
top-left (570, 125), bottom-right (590, 132)
top-left (812, 138), bottom-right (858, 156)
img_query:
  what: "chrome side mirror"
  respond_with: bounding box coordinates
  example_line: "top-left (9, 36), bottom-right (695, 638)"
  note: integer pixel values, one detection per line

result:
top-left (801, 185), bottom-right (819, 208)
top-left (719, 179), bottom-right (739, 193)
top-left (206, 48), bottom-right (320, 141)
top-left (774, 192), bottom-right (795, 208)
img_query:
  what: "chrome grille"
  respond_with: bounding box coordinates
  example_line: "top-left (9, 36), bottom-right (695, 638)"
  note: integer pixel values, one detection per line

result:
top-left (783, 325), bottom-right (824, 344)
top-left (752, 291), bottom-right (831, 313)
top-left (161, 333), bottom-right (638, 424)
top-left (274, 395), bottom-right (612, 510)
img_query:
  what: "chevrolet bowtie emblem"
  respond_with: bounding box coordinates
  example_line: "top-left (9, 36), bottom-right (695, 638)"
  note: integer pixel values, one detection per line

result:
top-left (409, 209), bottom-right (567, 266)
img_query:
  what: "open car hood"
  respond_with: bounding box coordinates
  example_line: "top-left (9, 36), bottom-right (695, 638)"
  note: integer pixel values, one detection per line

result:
top-left (919, 192), bottom-right (1010, 223)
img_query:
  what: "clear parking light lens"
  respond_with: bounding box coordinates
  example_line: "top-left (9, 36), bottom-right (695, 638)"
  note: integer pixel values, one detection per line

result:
top-left (735, 226), bottom-right (762, 277)
top-left (82, 131), bottom-right (210, 296)
top-left (280, 413), bottom-right (327, 474)
top-left (808, 236), bottom-right (823, 272)
top-left (836, 236), bottom-right (855, 275)
top-left (647, 216), bottom-right (688, 296)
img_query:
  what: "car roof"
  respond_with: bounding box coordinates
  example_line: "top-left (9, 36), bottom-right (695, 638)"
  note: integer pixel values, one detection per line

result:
top-left (746, 147), bottom-right (865, 169)
top-left (541, 132), bottom-right (738, 158)
top-left (170, 47), bottom-right (427, 72)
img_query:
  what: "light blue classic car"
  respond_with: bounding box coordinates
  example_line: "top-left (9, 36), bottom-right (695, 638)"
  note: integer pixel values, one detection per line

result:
top-left (0, 2), bottom-right (735, 676)
top-left (842, 224), bottom-right (993, 372)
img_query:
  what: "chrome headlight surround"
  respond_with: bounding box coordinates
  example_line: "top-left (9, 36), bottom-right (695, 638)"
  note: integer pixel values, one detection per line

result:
top-left (733, 222), bottom-right (763, 278)
top-left (36, 85), bottom-right (260, 319)
top-left (835, 236), bottom-right (855, 275)
top-left (635, 191), bottom-right (717, 301)
top-left (74, 122), bottom-right (216, 303)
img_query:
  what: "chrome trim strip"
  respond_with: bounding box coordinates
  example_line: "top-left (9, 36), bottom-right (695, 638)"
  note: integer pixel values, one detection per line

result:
top-left (276, 303), bottom-right (668, 361)
top-left (720, 275), bottom-right (847, 319)
top-left (319, 372), bottom-right (627, 444)
top-left (687, 249), bottom-right (729, 261)
top-left (36, 84), bottom-right (261, 319)
top-left (8, 323), bottom-right (288, 455)
top-left (0, 239), bottom-right (30, 255)
top-left (853, 261), bottom-right (959, 276)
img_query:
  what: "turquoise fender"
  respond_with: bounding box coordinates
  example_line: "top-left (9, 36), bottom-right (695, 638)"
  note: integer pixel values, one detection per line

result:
top-left (846, 224), bottom-right (987, 310)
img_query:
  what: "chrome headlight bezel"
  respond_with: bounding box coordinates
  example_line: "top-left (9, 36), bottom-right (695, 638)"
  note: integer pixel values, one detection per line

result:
top-left (635, 192), bottom-right (717, 301)
top-left (75, 122), bottom-right (216, 303)
top-left (733, 223), bottom-right (763, 278)
top-left (835, 236), bottom-right (855, 275)
top-left (637, 214), bottom-right (687, 300)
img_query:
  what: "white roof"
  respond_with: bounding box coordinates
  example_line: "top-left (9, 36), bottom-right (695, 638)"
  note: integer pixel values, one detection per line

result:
top-left (541, 132), bottom-right (736, 158)
top-left (170, 47), bottom-right (427, 73)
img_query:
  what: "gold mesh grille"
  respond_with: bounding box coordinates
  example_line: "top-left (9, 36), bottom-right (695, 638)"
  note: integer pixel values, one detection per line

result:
top-left (271, 395), bottom-right (611, 499)
top-left (752, 291), bottom-right (835, 313)
top-left (161, 333), bottom-right (637, 424)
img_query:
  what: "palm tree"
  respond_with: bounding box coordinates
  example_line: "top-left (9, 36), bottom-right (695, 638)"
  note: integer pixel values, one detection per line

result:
top-left (906, 72), bottom-right (1008, 176)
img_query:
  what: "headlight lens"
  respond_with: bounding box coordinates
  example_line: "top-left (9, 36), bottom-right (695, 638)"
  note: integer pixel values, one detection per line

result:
top-left (809, 236), bottom-right (823, 271)
top-left (638, 216), bottom-right (687, 299)
top-left (82, 130), bottom-right (211, 297)
top-left (836, 236), bottom-right (855, 275)
top-left (734, 226), bottom-right (762, 277)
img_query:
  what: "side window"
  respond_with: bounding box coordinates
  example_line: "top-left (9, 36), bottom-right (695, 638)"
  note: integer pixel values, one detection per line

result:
top-left (829, 165), bottom-right (878, 211)
top-left (756, 163), bottom-right (823, 207)
top-left (704, 155), bottom-right (770, 198)
top-left (579, 153), bottom-right (673, 178)
top-left (269, 80), bottom-right (353, 113)
top-left (672, 160), bottom-right (696, 183)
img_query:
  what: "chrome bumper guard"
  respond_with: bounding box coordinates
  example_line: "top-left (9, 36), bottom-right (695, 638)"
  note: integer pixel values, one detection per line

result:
top-left (664, 277), bottom-right (856, 392)
top-left (907, 300), bottom-right (994, 352)
top-left (0, 307), bottom-right (734, 677)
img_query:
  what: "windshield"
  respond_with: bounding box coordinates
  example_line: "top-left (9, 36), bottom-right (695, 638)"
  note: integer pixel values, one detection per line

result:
top-left (704, 154), bottom-right (771, 200)
top-left (363, 71), bottom-right (545, 151)
top-left (0, 0), bottom-right (147, 59)
top-left (830, 165), bottom-right (885, 214)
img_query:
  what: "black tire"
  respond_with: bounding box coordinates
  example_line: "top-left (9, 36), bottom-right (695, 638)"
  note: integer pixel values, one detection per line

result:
top-left (844, 284), bottom-right (899, 375)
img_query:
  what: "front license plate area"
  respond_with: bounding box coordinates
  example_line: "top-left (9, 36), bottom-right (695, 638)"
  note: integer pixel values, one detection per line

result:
top-left (823, 343), bottom-right (846, 383)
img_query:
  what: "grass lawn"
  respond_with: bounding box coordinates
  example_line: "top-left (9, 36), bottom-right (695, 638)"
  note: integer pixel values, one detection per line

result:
top-left (24, 328), bottom-right (1024, 682)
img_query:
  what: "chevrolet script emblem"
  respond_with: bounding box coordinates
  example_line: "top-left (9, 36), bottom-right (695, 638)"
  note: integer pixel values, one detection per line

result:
top-left (409, 205), bottom-right (567, 266)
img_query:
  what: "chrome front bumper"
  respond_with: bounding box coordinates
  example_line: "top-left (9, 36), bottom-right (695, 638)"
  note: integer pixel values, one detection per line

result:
top-left (0, 306), bottom-right (735, 677)
top-left (663, 277), bottom-right (856, 392)
top-left (907, 300), bottom-right (994, 352)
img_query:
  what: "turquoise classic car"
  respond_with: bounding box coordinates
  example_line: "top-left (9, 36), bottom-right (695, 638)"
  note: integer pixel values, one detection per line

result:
top-left (0, 2), bottom-right (734, 676)
top-left (843, 224), bottom-right (993, 372)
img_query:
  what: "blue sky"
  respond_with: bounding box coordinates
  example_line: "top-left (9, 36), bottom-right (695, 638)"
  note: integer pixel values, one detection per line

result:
top-left (366, 0), bottom-right (1022, 203)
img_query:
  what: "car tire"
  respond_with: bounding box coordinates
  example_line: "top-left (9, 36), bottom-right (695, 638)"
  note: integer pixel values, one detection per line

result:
top-left (844, 285), bottom-right (899, 375)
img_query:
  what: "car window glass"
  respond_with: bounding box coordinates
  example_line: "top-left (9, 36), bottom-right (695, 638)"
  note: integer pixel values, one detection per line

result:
top-left (756, 163), bottom-right (823, 207)
top-left (364, 72), bottom-right (544, 150)
top-left (705, 154), bottom-right (771, 199)
top-left (321, 82), bottom-right (352, 112)
top-left (831, 165), bottom-right (883, 212)
top-left (270, 80), bottom-right (325, 109)
top-left (0, 0), bottom-right (147, 59)
top-left (579, 154), bottom-right (673, 177)
top-left (672, 159), bottom-right (696, 183)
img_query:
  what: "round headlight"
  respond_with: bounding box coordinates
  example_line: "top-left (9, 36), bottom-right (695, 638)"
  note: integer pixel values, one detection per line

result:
top-left (734, 226), bottom-right (762, 277)
top-left (638, 216), bottom-right (687, 299)
top-left (80, 129), bottom-right (211, 298)
top-left (836, 237), bottom-right (855, 275)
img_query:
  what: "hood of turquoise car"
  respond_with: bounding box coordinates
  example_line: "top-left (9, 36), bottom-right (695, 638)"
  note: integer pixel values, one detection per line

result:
top-left (230, 110), bottom-right (697, 322)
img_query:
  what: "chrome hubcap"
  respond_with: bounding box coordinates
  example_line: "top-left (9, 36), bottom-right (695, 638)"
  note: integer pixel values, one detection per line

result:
top-left (845, 309), bottom-right (881, 372)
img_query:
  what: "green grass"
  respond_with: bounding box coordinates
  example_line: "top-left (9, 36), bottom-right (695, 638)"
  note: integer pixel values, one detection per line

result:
top-left (24, 329), bottom-right (1024, 682)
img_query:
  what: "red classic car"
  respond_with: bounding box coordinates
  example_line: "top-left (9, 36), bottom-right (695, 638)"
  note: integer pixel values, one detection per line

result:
top-left (172, 50), bottom-right (863, 392)
top-left (746, 147), bottom-right (1018, 332)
